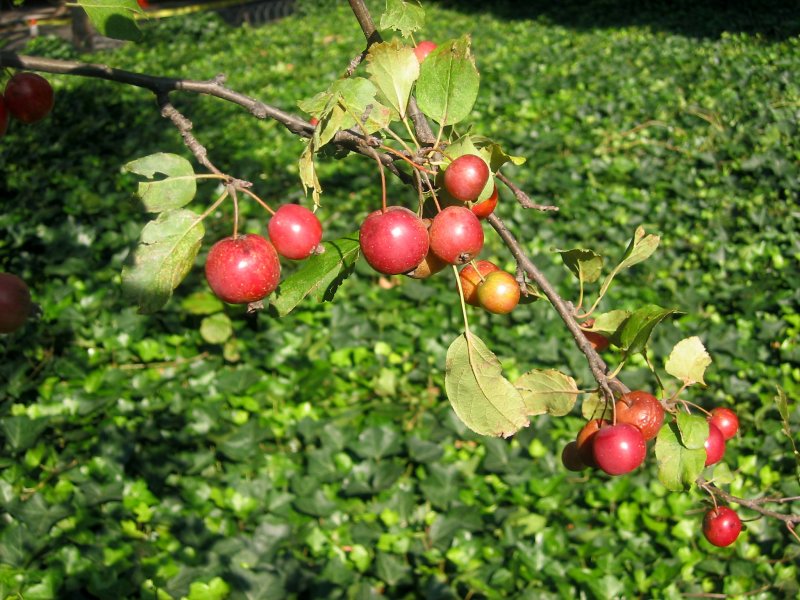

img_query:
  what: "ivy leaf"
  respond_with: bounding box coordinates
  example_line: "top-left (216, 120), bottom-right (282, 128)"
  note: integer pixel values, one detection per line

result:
top-left (298, 143), bottom-right (322, 205)
top-left (78, 0), bottom-right (142, 42)
top-left (366, 40), bottom-right (419, 118)
top-left (677, 412), bottom-right (709, 450)
top-left (618, 304), bottom-right (678, 355)
top-left (416, 35), bottom-right (480, 126)
top-left (181, 291), bottom-right (224, 315)
top-left (380, 0), bottom-right (425, 37)
top-left (514, 369), bottom-right (578, 417)
top-left (270, 234), bottom-right (360, 317)
top-left (122, 209), bottom-right (205, 313)
top-left (655, 421), bottom-right (706, 492)
top-left (445, 332), bottom-right (529, 437)
top-left (123, 153), bottom-right (197, 213)
top-left (598, 226), bottom-right (660, 298)
top-left (557, 248), bottom-right (604, 284)
top-left (665, 336), bottom-right (712, 386)
top-left (200, 313), bottom-right (233, 345)
top-left (581, 392), bottom-right (613, 421)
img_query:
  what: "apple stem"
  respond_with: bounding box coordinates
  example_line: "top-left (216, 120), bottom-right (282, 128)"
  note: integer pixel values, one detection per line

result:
top-left (191, 188), bottom-right (229, 231)
top-left (239, 187), bottom-right (275, 216)
top-left (373, 154), bottom-right (387, 213)
top-left (453, 265), bottom-right (472, 339)
top-left (230, 185), bottom-right (240, 238)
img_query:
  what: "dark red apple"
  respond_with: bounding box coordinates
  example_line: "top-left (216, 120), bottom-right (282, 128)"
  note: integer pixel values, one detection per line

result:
top-left (592, 423), bottom-right (647, 475)
top-left (0, 95), bottom-right (8, 137)
top-left (4, 72), bottom-right (54, 124)
top-left (443, 154), bottom-right (490, 202)
top-left (614, 390), bottom-right (665, 441)
top-left (205, 234), bottom-right (281, 304)
top-left (429, 206), bottom-right (484, 265)
top-left (268, 203), bottom-right (323, 260)
top-left (0, 273), bottom-right (33, 333)
top-left (709, 407), bottom-right (739, 441)
top-left (703, 506), bottom-right (742, 547)
top-left (704, 422), bottom-right (726, 467)
top-left (359, 206), bottom-right (429, 275)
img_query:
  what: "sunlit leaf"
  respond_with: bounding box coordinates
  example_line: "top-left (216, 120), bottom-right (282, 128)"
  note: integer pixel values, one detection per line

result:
top-left (366, 40), bottom-right (419, 118)
top-left (78, 0), bottom-right (142, 42)
top-left (445, 332), bottom-right (528, 437)
top-left (655, 421), bottom-right (706, 492)
top-left (200, 313), bottom-right (233, 345)
top-left (123, 153), bottom-right (197, 212)
top-left (514, 369), bottom-right (579, 417)
top-left (677, 412), bottom-right (708, 450)
top-left (618, 304), bottom-right (678, 355)
top-left (599, 226), bottom-right (660, 298)
top-left (665, 336), bottom-right (712, 386)
top-left (299, 143), bottom-right (322, 205)
top-left (416, 35), bottom-right (480, 126)
top-left (558, 248), bottom-right (604, 283)
top-left (380, 0), bottom-right (425, 37)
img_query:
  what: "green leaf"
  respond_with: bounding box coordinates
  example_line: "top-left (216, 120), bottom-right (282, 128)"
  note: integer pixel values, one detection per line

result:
top-left (775, 386), bottom-right (800, 470)
top-left (710, 462), bottom-right (734, 485)
top-left (618, 304), bottom-right (678, 355)
top-left (444, 332), bottom-right (529, 437)
top-left (181, 291), bottom-right (224, 315)
top-left (123, 153), bottom-right (197, 212)
top-left (1, 416), bottom-right (49, 452)
top-left (590, 310), bottom-right (631, 335)
top-left (366, 40), bottom-right (419, 118)
top-left (557, 248), bottom-right (604, 284)
top-left (122, 209), bottom-right (205, 313)
top-left (655, 421), bottom-right (706, 492)
top-left (581, 392), bottom-right (613, 421)
top-left (380, 0), bottom-right (425, 37)
top-left (298, 143), bottom-right (322, 205)
top-left (77, 0), bottom-right (142, 42)
top-left (665, 336), bottom-right (712, 386)
top-left (472, 136), bottom-right (527, 171)
top-left (677, 412), bottom-right (709, 450)
top-left (416, 35), bottom-right (480, 126)
top-left (270, 234), bottom-right (360, 316)
top-left (200, 313), bottom-right (233, 345)
top-left (514, 369), bottom-right (579, 417)
top-left (598, 226), bottom-right (660, 298)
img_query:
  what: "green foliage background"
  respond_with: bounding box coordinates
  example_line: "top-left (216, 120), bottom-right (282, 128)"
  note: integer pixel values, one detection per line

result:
top-left (1, 2), bottom-right (799, 598)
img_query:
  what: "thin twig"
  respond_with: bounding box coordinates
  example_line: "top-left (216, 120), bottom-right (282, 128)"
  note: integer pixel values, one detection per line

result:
top-left (496, 172), bottom-right (558, 211)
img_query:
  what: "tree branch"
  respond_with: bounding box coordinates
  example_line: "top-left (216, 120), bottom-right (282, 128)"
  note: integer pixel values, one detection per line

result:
top-left (698, 477), bottom-right (800, 527)
top-left (496, 172), bottom-right (559, 212)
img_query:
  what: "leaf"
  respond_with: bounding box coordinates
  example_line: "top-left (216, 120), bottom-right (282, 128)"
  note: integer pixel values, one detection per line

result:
top-left (444, 332), bottom-right (529, 437)
top-left (710, 462), bottom-right (734, 485)
top-left (655, 421), bottom-right (706, 492)
top-left (514, 369), bottom-right (579, 417)
top-left (589, 310), bottom-right (631, 335)
top-left (77, 0), bottom-right (142, 42)
top-left (416, 35), bottom-right (480, 126)
top-left (123, 153), bottom-right (197, 212)
top-left (775, 386), bottom-right (800, 470)
top-left (557, 248), bottom-right (604, 283)
top-left (122, 209), bottom-right (205, 313)
top-left (270, 234), bottom-right (360, 316)
top-left (677, 412), bottom-right (709, 450)
top-left (181, 291), bottom-right (224, 315)
top-left (581, 392), bottom-right (613, 421)
top-left (665, 336), bottom-right (712, 386)
top-left (380, 0), bottom-right (425, 37)
top-left (618, 304), bottom-right (678, 355)
top-left (200, 313), bottom-right (233, 345)
top-left (1, 416), bottom-right (49, 452)
top-left (366, 40), bottom-right (419, 118)
top-left (472, 136), bottom-right (527, 171)
top-left (298, 143), bottom-right (322, 205)
top-left (598, 226), bottom-right (660, 298)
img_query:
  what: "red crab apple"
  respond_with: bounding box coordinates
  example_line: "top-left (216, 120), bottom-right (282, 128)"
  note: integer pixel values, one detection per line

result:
top-left (205, 234), bottom-right (281, 304)
top-left (359, 206), bottom-right (429, 275)
top-left (703, 506), bottom-right (742, 547)
top-left (458, 260), bottom-right (500, 306)
top-left (268, 203), bottom-right (323, 260)
top-left (429, 206), bottom-right (484, 264)
top-left (443, 154), bottom-right (490, 202)
top-left (0, 95), bottom-right (8, 137)
top-left (614, 390), bottom-right (665, 441)
top-left (561, 441), bottom-right (586, 472)
top-left (414, 40), bottom-right (438, 62)
top-left (704, 422), bottom-right (726, 467)
top-left (581, 318), bottom-right (610, 352)
top-left (476, 270), bottom-right (520, 314)
top-left (4, 72), bottom-right (54, 124)
top-left (592, 423), bottom-right (647, 475)
top-left (0, 273), bottom-right (33, 334)
top-left (709, 407), bottom-right (739, 441)
top-left (575, 418), bottom-right (609, 468)
top-left (471, 185), bottom-right (498, 220)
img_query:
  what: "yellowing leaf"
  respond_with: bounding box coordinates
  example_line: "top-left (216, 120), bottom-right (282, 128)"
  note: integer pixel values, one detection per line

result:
top-left (665, 336), bottom-right (712, 386)
top-left (366, 40), bottom-right (419, 118)
top-left (514, 369), bottom-right (578, 417)
top-left (445, 333), bottom-right (528, 437)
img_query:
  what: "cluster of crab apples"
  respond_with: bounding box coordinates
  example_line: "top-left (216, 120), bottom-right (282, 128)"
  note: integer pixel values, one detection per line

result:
top-left (0, 71), bottom-right (55, 137)
top-left (561, 391), bottom-right (743, 546)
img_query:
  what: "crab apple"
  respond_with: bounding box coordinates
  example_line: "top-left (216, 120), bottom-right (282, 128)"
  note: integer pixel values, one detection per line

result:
top-left (477, 270), bottom-right (520, 314)
top-left (268, 203), bottom-right (323, 260)
top-left (709, 407), bottom-right (739, 441)
top-left (4, 72), bottom-right (54, 124)
top-left (205, 234), bottom-right (281, 304)
top-left (0, 273), bottom-right (33, 334)
top-left (458, 260), bottom-right (500, 306)
top-left (414, 40), bottom-right (438, 62)
top-left (614, 390), bottom-right (665, 441)
top-left (309, 116), bottom-right (319, 126)
top-left (471, 185), bottom-right (498, 220)
top-left (429, 206), bottom-right (484, 265)
top-left (359, 206), bottom-right (429, 275)
top-left (0, 95), bottom-right (8, 137)
top-left (581, 318), bottom-right (610, 352)
top-left (704, 422), bottom-right (726, 467)
top-left (561, 441), bottom-right (586, 472)
top-left (576, 418), bottom-right (609, 468)
top-left (406, 249), bottom-right (447, 279)
top-left (592, 423), bottom-right (647, 476)
top-left (443, 154), bottom-right (490, 202)
top-left (703, 506), bottom-right (742, 547)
